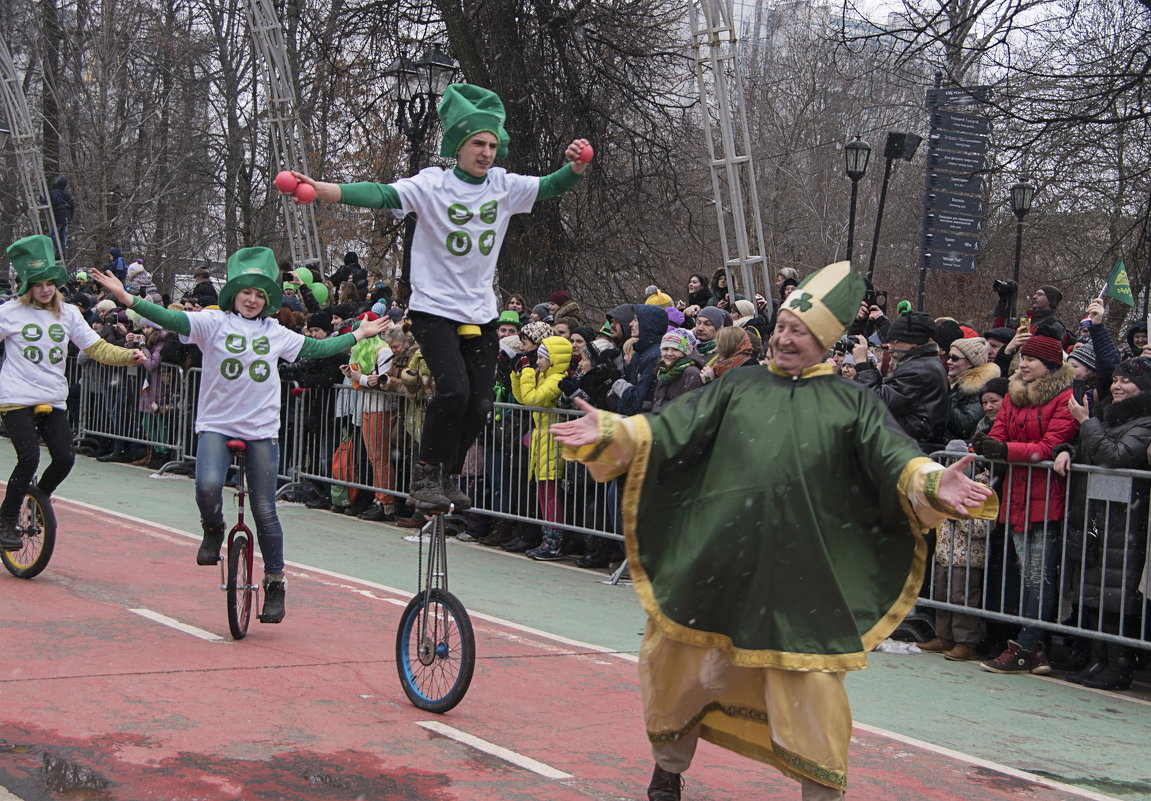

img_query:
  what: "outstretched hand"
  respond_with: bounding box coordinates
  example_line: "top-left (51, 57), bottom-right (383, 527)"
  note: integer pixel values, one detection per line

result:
top-left (565, 139), bottom-right (592, 175)
top-left (90, 269), bottom-right (132, 306)
top-left (936, 454), bottom-right (993, 516)
top-left (550, 397), bottom-right (600, 447)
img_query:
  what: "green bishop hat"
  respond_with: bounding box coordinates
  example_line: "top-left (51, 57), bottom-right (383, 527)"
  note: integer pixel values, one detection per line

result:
top-left (217, 247), bottom-right (283, 317)
top-left (438, 83), bottom-right (510, 160)
top-left (7, 235), bottom-right (69, 296)
top-left (779, 260), bottom-right (866, 349)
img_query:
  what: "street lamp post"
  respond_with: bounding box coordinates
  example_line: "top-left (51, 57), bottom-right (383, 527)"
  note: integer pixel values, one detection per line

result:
top-left (384, 47), bottom-right (459, 290)
top-left (1009, 178), bottom-right (1035, 321)
top-left (866, 131), bottom-right (921, 284)
top-left (844, 137), bottom-right (871, 264)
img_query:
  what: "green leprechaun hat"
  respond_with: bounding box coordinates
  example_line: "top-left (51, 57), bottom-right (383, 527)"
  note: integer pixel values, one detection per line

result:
top-left (217, 246), bottom-right (283, 317)
top-left (7, 235), bottom-right (69, 296)
top-left (779, 261), bottom-right (866, 349)
top-left (438, 83), bottom-right (510, 160)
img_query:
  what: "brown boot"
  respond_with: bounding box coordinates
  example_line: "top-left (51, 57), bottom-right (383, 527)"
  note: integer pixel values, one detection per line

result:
top-left (918, 637), bottom-right (954, 653)
top-left (943, 643), bottom-right (976, 661)
top-left (479, 518), bottom-right (513, 547)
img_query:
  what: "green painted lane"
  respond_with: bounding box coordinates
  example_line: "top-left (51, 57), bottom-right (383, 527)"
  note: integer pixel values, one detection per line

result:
top-left (5, 446), bottom-right (1151, 799)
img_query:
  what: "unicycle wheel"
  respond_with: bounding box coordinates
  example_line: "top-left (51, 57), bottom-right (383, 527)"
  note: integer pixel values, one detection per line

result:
top-left (226, 533), bottom-right (254, 639)
top-left (1, 487), bottom-right (56, 579)
top-left (395, 587), bottom-right (475, 713)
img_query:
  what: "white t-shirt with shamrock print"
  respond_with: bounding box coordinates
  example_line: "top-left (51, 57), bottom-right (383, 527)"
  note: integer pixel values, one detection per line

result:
top-left (393, 166), bottom-right (539, 325)
top-left (0, 300), bottom-right (100, 409)
top-left (185, 310), bottom-right (305, 440)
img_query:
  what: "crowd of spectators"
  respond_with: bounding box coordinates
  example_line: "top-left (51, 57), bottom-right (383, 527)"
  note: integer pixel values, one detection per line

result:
top-left (4, 255), bottom-right (1148, 690)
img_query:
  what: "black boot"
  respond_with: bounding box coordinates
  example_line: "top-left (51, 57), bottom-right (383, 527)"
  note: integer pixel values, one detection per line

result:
top-left (260, 574), bottom-right (286, 623)
top-left (647, 764), bottom-right (684, 801)
top-left (1051, 636), bottom-right (1092, 672)
top-left (1067, 640), bottom-right (1107, 684)
top-left (0, 518), bottom-right (23, 551)
top-left (1082, 644), bottom-right (1135, 691)
top-left (408, 462), bottom-right (451, 512)
top-left (196, 524), bottom-right (226, 566)
top-left (442, 473), bottom-right (472, 511)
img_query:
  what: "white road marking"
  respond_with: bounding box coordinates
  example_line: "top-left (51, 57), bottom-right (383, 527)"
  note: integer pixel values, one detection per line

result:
top-left (51, 494), bottom-right (1138, 798)
top-left (129, 608), bottom-right (224, 641)
top-left (0, 786), bottom-right (28, 800)
top-left (416, 721), bottom-right (573, 780)
top-left (852, 722), bottom-right (1123, 801)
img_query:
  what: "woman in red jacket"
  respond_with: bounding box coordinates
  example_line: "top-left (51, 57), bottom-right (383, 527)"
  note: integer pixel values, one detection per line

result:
top-left (972, 334), bottom-right (1079, 674)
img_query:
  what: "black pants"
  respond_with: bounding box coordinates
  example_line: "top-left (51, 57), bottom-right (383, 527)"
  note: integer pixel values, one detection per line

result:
top-left (1, 407), bottom-right (74, 520)
top-left (408, 311), bottom-right (498, 474)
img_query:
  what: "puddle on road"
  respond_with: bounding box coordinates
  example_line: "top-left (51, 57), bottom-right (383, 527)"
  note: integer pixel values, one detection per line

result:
top-left (42, 752), bottom-right (113, 798)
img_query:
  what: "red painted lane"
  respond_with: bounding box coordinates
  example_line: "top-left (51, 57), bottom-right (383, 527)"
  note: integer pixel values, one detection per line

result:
top-left (0, 498), bottom-right (1102, 801)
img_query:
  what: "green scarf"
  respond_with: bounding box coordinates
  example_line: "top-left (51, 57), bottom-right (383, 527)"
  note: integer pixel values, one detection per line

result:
top-left (657, 356), bottom-right (694, 385)
top-left (697, 339), bottom-right (717, 356)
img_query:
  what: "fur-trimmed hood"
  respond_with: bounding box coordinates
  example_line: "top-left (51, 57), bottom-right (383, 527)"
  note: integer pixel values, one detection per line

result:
top-left (951, 361), bottom-right (1000, 396)
top-left (1008, 363), bottom-right (1074, 408)
top-left (554, 299), bottom-right (582, 322)
top-left (1100, 391), bottom-right (1151, 428)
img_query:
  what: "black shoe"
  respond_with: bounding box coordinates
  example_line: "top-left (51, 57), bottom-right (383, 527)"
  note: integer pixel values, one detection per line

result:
top-left (305, 496), bottom-right (331, 510)
top-left (0, 520), bottom-right (22, 551)
top-left (647, 764), bottom-right (684, 801)
top-left (442, 474), bottom-right (472, 511)
top-left (409, 462), bottom-right (451, 512)
top-left (260, 575), bottom-right (286, 623)
top-left (575, 553), bottom-right (610, 569)
top-left (344, 499), bottom-right (369, 516)
top-left (196, 525), bottom-right (226, 566)
top-left (359, 502), bottom-right (395, 522)
top-left (329, 504), bottom-right (347, 514)
top-left (97, 450), bottom-right (131, 463)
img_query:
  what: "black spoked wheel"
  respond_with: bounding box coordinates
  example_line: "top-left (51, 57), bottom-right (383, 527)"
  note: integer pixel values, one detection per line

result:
top-left (395, 588), bottom-right (475, 713)
top-left (226, 534), bottom-right (253, 640)
top-left (1, 486), bottom-right (57, 579)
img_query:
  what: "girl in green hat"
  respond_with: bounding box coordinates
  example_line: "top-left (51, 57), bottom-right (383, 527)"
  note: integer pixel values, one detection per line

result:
top-left (285, 83), bottom-right (591, 513)
top-left (0, 235), bottom-right (146, 551)
top-left (91, 249), bottom-right (389, 623)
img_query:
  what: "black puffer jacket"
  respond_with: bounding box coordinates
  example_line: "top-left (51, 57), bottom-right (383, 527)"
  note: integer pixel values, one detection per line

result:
top-left (1066, 392), bottom-right (1151, 614)
top-left (855, 343), bottom-right (949, 450)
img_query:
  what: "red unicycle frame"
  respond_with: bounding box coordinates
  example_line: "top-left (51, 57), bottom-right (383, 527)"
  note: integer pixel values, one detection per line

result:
top-left (219, 439), bottom-right (259, 639)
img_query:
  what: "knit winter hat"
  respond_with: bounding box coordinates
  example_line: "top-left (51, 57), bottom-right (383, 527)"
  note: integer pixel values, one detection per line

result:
top-left (951, 336), bottom-right (989, 367)
top-left (1039, 285), bottom-right (1063, 309)
top-left (1113, 357), bottom-right (1151, 393)
top-left (896, 300), bottom-right (914, 316)
top-left (1068, 342), bottom-right (1096, 371)
top-left (696, 306), bottom-right (728, 331)
top-left (95, 299), bottom-right (117, 315)
top-left (732, 298), bottom-right (756, 319)
top-left (981, 377), bottom-right (1009, 399)
top-left (1020, 334), bottom-right (1065, 369)
top-left (548, 290), bottom-right (571, 306)
top-left (666, 307), bottom-right (685, 327)
top-left (645, 291), bottom-right (673, 308)
top-left (127, 262), bottom-right (147, 279)
top-left (520, 320), bottom-right (553, 345)
top-left (531, 303), bottom-right (552, 320)
top-left (538, 342), bottom-right (549, 361)
top-left (887, 312), bottom-right (936, 346)
top-left (438, 84), bottom-right (510, 159)
top-left (661, 327), bottom-right (696, 356)
top-left (306, 311), bottom-right (333, 333)
top-left (778, 261), bottom-right (866, 349)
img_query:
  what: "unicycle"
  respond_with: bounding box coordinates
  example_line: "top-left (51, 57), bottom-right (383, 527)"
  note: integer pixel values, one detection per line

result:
top-left (220, 439), bottom-right (259, 639)
top-left (2, 405), bottom-right (59, 579)
top-left (1, 483), bottom-right (56, 579)
top-left (395, 505), bottom-right (475, 713)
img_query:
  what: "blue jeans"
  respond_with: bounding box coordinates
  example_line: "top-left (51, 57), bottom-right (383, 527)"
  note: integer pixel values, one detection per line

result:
top-left (195, 433), bottom-right (284, 574)
top-left (1011, 523), bottom-right (1061, 651)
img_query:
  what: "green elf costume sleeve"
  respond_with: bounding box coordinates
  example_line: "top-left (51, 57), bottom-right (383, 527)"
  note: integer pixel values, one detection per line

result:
top-left (338, 163), bottom-right (581, 210)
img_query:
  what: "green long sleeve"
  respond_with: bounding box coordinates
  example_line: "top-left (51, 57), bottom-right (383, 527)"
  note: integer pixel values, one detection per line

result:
top-left (130, 298), bottom-right (191, 335)
top-left (537, 163), bottom-right (582, 202)
top-left (300, 332), bottom-right (356, 358)
top-left (338, 182), bottom-right (402, 209)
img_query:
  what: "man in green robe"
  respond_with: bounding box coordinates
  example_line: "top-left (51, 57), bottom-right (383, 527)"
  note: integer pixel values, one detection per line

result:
top-left (552, 261), bottom-right (996, 800)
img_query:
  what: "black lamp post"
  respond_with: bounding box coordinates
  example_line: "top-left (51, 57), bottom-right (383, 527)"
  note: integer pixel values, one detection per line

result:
top-left (1009, 177), bottom-right (1035, 321)
top-left (866, 131), bottom-right (921, 284)
top-left (844, 137), bottom-right (871, 263)
top-left (384, 47), bottom-right (459, 290)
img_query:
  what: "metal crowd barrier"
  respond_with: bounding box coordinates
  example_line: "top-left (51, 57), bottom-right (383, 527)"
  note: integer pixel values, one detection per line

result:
top-left (926, 451), bottom-right (1150, 650)
top-left (63, 358), bottom-right (1151, 648)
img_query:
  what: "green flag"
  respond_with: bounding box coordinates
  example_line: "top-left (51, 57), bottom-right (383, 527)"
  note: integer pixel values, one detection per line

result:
top-left (1105, 258), bottom-right (1135, 306)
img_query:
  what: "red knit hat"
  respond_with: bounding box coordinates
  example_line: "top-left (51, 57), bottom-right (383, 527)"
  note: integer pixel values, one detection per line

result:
top-left (548, 290), bottom-right (571, 306)
top-left (1020, 334), bottom-right (1064, 368)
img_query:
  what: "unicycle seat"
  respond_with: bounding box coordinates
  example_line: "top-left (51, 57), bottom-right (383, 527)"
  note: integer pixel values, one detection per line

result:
top-left (226, 439), bottom-right (247, 455)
